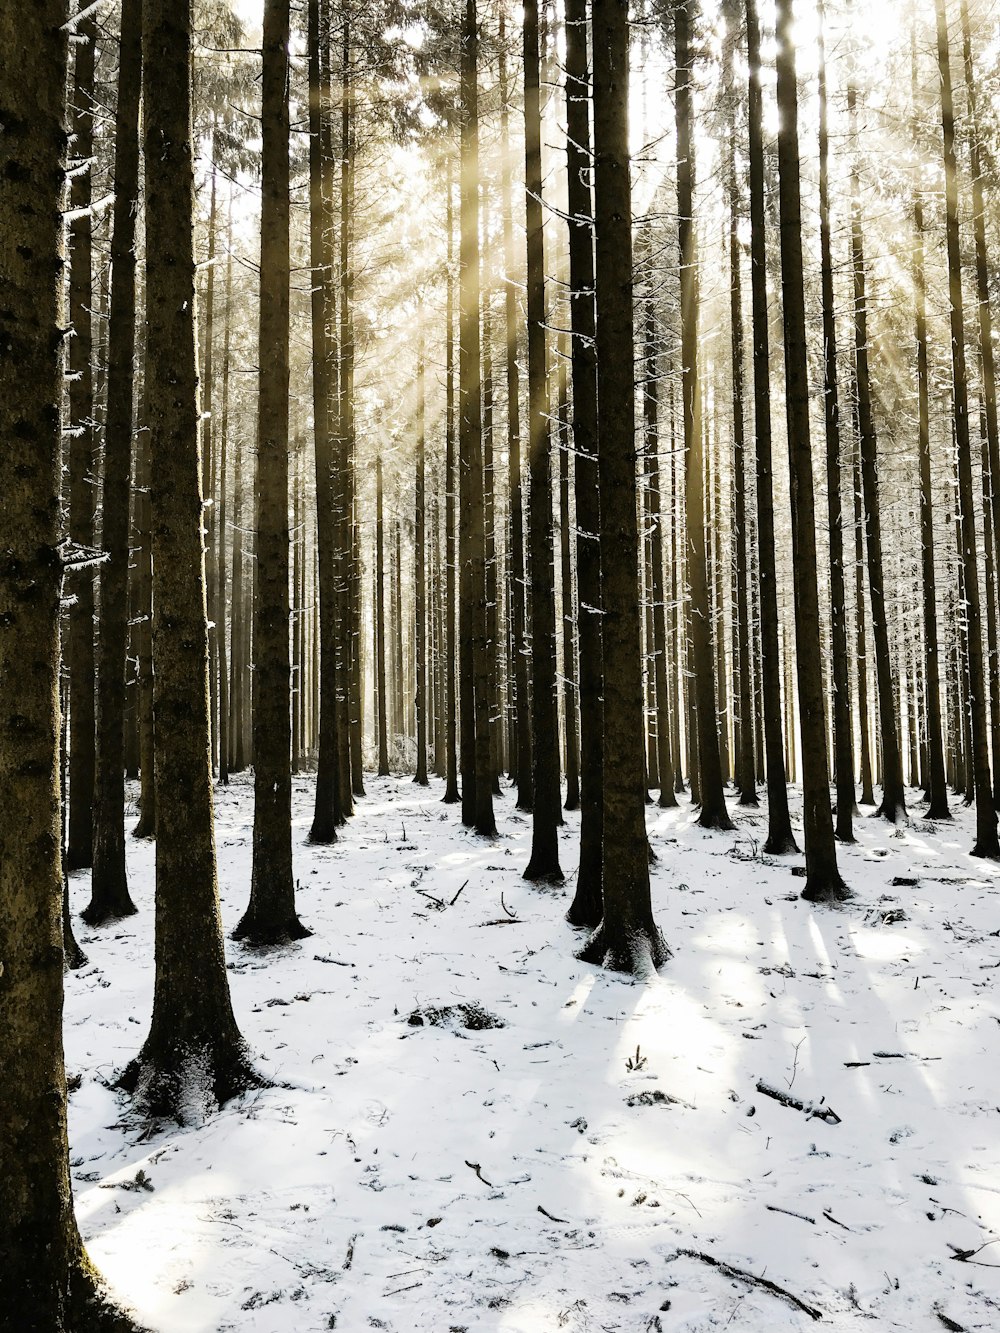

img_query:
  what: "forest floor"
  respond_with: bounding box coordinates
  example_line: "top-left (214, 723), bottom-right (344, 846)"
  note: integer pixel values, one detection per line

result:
top-left (65, 772), bottom-right (1000, 1332)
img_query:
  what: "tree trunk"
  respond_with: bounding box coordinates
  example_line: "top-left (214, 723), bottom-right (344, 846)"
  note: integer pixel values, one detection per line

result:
top-left (459, 0), bottom-right (495, 836)
top-left (235, 0), bottom-right (309, 943)
top-left (559, 360), bottom-right (581, 811)
top-left (415, 340), bottom-right (429, 785)
top-left (0, 4), bottom-right (138, 1320)
top-left (847, 79), bottom-right (905, 824)
top-left (677, 0), bottom-right (732, 832)
top-left (774, 0), bottom-right (848, 902)
top-left (563, 0), bottom-right (604, 925)
top-left (217, 195), bottom-right (233, 789)
top-left (578, 0), bottom-right (668, 975)
top-left (910, 22), bottom-right (950, 820)
top-left (66, 11), bottom-right (97, 872)
top-left (376, 455), bottom-right (390, 775)
top-left (120, 0), bottom-right (260, 1117)
top-left (746, 0), bottom-right (796, 851)
top-left (523, 0), bottom-right (562, 879)
top-left (443, 166), bottom-right (460, 806)
top-left (934, 0), bottom-right (999, 856)
top-left (89, 0), bottom-right (142, 922)
top-left (817, 0), bottom-right (854, 840)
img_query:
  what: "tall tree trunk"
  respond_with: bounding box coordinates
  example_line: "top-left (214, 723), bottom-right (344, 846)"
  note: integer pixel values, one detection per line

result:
top-left (523, 0), bottom-right (562, 879)
top-left (202, 157), bottom-right (219, 777)
top-left (934, 0), bottom-right (999, 856)
top-left (499, 21), bottom-right (532, 810)
top-left (817, 0), bottom-right (854, 840)
top-left (230, 424), bottom-right (247, 775)
top-left (415, 340), bottom-right (429, 785)
top-left (375, 454), bottom-right (390, 775)
top-left (848, 78), bottom-right (905, 824)
top-left (307, 0), bottom-right (341, 837)
top-left (89, 0), bottom-right (142, 922)
top-left (120, 0), bottom-right (259, 1116)
top-left (746, 0), bottom-right (796, 851)
top-left (0, 2), bottom-right (137, 1319)
top-left (563, 0), bottom-right (604, 924)
top-left (217, 196), bottom-right (233, 789)
top-left (910, 23), bottom-right (949, 820)
top-left (443, 166), bottom-right (460, 805)
top-left (235, 0), bottom-right (309, 944)
top-left (677, 0), bottom-right (732, 832)
top-left (578, 0), bottom-right (668, 975)
top-left (66, 11), bottom-right (97, 872)
top-left (459, 0), bottom-right (495, 836)
top-left (559, 360), bottom-right (581, 811)
top-left (774, 0), bottom-right (848, 902)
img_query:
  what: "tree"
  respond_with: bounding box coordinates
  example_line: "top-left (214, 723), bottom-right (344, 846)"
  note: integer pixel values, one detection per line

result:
top-left (415, 338), bottom-right (430, 786)
top-left (88, 0), bottom-right (143, 924)
top-left (817, 0), bottom-right (854, 841)
top-left (933, 0), bottom-right (999, 858)
top-left (235, 0), bottom-right (310, 943)
top-left (523, 0), bottom-right (562, 880)
top-left (563, 0), bottom-right (604, 927)
top-left (0, 4), bottom-right (140, 1322)
top-left (773, 0), bottom-right (848, 902)
top-left (745, 0), bottom-right (797, 853)
top-left (677, 0), bottom-right (732, 832)
top-left (578, 0), bottom-right (669, 975)
top-left (119, 0), bottom-right (260, 1115)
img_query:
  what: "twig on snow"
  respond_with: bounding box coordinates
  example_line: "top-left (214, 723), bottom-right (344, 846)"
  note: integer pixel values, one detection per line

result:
top-left (465, 1160), bottom-right (493, 1187)
top-left (756, 1080), bottom-right (841, 1125)
top-left (667, 1249), bottom-right (822, 1322)
top-left (537, 1204), bottom-right (569, 1223)
top-left (766, 1203), bottom-right (815, 1224)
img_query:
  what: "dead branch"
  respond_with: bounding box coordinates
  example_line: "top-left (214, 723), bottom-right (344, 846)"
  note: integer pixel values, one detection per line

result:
top-left (667, 1248), bottom-right (822, 1321)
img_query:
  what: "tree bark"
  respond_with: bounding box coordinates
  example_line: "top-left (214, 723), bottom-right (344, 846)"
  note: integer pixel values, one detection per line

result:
top-left (746, 0), bottom-right (796, 850)
top-left (578, 0), bottom-right (669, 975)
top-left (523, 0), bottom-right (562, 879)
top-left (89, 0), bottom-right (142, 921)
top-left (235, 0), bottom-right (309, 943)
top-left (934, 0), bottom-right (999, 856)
top-left (774, 0), bottom-right (848, 902)
top-left (120, 0), bottom-right (260, 1117)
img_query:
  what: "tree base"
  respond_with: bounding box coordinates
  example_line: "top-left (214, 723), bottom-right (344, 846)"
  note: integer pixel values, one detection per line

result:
top-left (117, 1035), bottom-right (266, 1125)
top-left (697, 805), bottom-right (735, 832)
top-left (231, 911), bottom-right (312, 947)
top-left (131, 815), bottom-right (155, 840)
top-left (658, 789), bottom-right (679, 809)
top-left (971, 836), bottom-right (1000, 861)
top-left (737, 791), bottom-right (760, 809)
top-left (80, 895), bottom-right (138, 928)
top-left (924, 800), bottom-right (952, 822)
top-left (307, 819), bottom-right (338, 845)
top-left (875, 796), bottom-right (907, 824)
top-left (523, 850), bottom-right (564, 885)
top-left (800, 875), bottom-right (852, 904)
top-left (576, 919), bottom-right (671, 977)
top-left (764, 829), bottom-right (799, 855)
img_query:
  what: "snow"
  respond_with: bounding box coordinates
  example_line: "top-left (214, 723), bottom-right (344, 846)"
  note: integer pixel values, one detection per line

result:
top-left (65, 775), bottom-right (1000, 1331)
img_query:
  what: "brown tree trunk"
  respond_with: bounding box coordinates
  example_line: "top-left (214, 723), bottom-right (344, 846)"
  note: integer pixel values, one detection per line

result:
top-left (774, 0), bottom-right (848, 902)
top-left (89, 0), bottom-right (142, 922)
top-left (934, 0), bottom-right (999, 856)
top-left (66, 11), bottom-right (97, 872)
top-left (746, 0), bottom-right (796, 851)
top-left (678, 0), bottom-right (732, 832)
top-left (578, 0), bottom-right (668, 975)
top-left (415, 340), bottom-right (429, 785)
top-left (0, 3), bottom-right (138, 1321)
top-left (235, 0), bottom-right (309, 943)
top-left (120, 0), bottom-right (259, 1116)
top-left (523, 0), bottom-right (562, 878)
top-left (563, 0), bottom-right (604, 924)
top-left (817, 0), bottom-right (854, 840)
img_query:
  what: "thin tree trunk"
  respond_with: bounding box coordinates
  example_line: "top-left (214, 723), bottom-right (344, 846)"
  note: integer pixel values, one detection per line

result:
top-left (89, 0), bottom-right (142, 921)
top-left (415, 340), bottom-right (429, 785)
top-left (217, 195), bottom-right (232, 789)
top-left (746, 0), bottom-right (796, 851)
top-left (562, 0), bottom-right (604, 922)
top-left (66, 12), bottom-right (97, 872)
top-left (523, 0), bottom-right (562, 879)
top-left (235, 0), bottom-right (309, 943)
top-left (443, 166), bottom-right (460, 805)
top-left (935, 0), bottom-right (999, 856)
top-left (559, 359), bottom-right (581, 811)
top-left (817, 0), bottom-right (854, 840)
top-left (678, 0), bottom-right (732, 832)
top-left (848, 78), bottom-right (905, 823)
top-left (376, 455), bottom-right (389, 775)
top-left (774, 0), bottom-right (848, 902)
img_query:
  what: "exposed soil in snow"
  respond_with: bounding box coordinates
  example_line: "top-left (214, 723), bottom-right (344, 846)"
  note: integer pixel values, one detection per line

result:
top-left (65, 775), bottom-right (1000, 1331)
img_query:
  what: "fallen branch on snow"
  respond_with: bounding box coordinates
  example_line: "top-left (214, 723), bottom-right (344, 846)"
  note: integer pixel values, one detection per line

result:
top-left (756, 1080), bottom-right (841, 1125)
top-left (666, 1248), bottom-right (822, 1321)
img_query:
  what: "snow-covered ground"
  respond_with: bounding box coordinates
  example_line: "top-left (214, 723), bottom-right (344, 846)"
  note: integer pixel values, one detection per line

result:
top-left (65, 773), bottom-right (1000, 1331)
